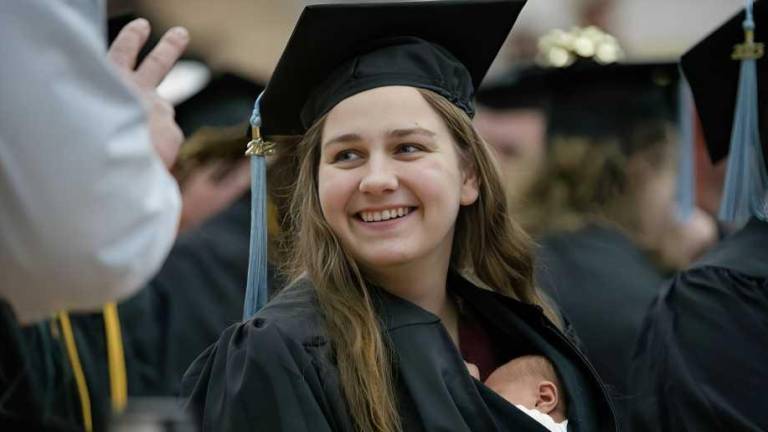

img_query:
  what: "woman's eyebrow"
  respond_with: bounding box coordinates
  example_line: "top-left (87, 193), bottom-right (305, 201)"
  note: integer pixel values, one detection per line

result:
top-left (387, 127), bottom-right (437, 139)
top-left (322, 133), bottom-right (363, 148)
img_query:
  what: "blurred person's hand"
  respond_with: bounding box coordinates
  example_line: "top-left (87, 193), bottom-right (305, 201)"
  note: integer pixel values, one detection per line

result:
top-left (178, 159), bottom-right (251, 233)
top-left (108, 18), bottom-right (189, 168)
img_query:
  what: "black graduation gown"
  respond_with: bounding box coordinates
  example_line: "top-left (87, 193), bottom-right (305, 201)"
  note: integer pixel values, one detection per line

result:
top-left (0, 299), bottom-right (89, 431)
top-left (628, 217), bottom-right (768, 431)
top-left (0, 300), bottom-right (78, 431)
top-left (535, 224), bottom-right (666, 422)
top-left (182, 273), bottom-right (617, 431)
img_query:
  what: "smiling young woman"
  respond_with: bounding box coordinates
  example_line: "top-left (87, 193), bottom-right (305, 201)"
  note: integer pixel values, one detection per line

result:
top-left (182, 2), bottom-right (617, 432)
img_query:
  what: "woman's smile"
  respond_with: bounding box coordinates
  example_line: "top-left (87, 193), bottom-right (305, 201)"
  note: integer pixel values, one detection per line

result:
top-left (357, 206), bottom-right (414, 223)
top-left (353, 206), bottom-right (418, 232)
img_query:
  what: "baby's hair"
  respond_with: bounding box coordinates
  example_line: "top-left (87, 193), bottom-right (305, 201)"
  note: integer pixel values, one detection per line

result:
top-left (502, 355), bottom-right (562, 392)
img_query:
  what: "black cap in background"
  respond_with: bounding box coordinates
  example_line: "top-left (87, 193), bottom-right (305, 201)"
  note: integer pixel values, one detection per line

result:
top-left (475, 64), bottom-right (554, 111)
top-left (545, 62), bottom-right (679, 149)
top-left (682, 0), bottom-right (768, 164)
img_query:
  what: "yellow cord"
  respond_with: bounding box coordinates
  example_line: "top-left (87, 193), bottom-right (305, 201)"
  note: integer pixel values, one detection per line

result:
top-left (103, 302), bottom-right (128, 412)
top-left (58, 312), bottom-right (93, 432)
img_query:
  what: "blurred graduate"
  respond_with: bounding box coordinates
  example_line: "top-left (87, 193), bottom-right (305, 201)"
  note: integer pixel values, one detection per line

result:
top-left (629, 1), bottom-right (768, 430)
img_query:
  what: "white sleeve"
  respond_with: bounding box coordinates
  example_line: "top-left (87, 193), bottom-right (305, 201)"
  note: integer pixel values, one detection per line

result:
top-left (0, 1), bottom-right (181, 324)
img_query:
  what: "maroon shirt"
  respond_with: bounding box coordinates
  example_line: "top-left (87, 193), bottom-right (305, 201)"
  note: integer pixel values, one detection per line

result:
top-left (458, 302), bottom-right (504, 382)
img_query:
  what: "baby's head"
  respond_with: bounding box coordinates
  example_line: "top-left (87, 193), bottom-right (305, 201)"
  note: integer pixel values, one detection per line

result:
top-left (485, 355), bottom-right (566, 422)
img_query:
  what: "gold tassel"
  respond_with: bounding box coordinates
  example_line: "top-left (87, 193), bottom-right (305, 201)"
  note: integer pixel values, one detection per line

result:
top-left (103, 302), bottom-right (127, 413)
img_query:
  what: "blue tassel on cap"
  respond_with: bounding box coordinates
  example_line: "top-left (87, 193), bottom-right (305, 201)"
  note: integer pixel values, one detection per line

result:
top-left (243, 92), bottom-right (273, 320)
top-left (719, 0), bottom-right (768, 225)
top-left (675, 72), bottom-right (696, 221)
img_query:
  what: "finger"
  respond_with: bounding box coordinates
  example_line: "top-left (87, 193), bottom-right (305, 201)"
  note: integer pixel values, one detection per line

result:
top-left (135, 26), bottom-right (190, 89)
top-left (107, 18), bottom-right (151, 71)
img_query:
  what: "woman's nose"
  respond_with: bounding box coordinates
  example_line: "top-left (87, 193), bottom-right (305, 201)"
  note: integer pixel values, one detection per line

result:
top-left (359, 159), bottom-right (398, 194)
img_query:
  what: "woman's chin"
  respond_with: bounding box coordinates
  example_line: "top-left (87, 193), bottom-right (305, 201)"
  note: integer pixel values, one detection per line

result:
top-left (355, 249), bottom-right (416, 270)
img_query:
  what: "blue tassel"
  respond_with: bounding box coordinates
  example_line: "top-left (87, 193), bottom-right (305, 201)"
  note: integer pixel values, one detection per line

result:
top-left (675, 72), bottom-right (696, 221)
top-left (718, 0), bottom-right (768, 224)
top-left (243, 93), bottom-right (271, 320)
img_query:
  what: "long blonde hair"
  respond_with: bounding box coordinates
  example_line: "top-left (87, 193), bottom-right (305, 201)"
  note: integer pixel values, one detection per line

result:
top-left (274, 88), bottom-right (559, 432)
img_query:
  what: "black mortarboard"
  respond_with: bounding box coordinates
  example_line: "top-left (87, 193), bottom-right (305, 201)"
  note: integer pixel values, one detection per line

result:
top-left (681, 0), bottom-right (768, 164)
top-left (260, 0), bottom-right (527, 137)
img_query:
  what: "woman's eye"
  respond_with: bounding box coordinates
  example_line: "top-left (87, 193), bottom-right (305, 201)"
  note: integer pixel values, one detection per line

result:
top-left (332, 150), bottom-right (361, 163)
top-left (396, 143), bottom-right (422, 154)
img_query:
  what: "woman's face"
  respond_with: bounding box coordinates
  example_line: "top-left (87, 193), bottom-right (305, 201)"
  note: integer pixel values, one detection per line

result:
top-left (317, 86), bottom-right (478, 274)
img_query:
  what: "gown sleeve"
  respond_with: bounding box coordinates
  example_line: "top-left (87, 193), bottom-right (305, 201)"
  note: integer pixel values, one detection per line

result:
top-left (628, 266), bottom-right (768, 431)
top-left (181, 318), bottom-right (337, 432)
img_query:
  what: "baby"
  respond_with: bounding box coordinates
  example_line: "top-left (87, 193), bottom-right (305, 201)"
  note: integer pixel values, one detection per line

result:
top-left (467, 355), bottom-right (568, 432)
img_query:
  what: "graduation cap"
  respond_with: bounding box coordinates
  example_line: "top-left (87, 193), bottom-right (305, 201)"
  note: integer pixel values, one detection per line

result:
top-left (544, 61), bottom-right (679, 147)
top-left (475, 64), bottom-right (554, 111)
top-left (476, 26), bottom-right (627, 111)
top-left (242, 0), bottom-right (527, 319)
top-left (682, 0), bottom-right (768, 224)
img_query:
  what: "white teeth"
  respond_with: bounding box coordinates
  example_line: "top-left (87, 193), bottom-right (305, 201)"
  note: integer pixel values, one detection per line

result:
top-left (359, 207), bottom-right (412, 222)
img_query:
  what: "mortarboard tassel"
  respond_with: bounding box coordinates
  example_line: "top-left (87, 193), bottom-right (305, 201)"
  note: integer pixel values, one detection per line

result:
top-left (719, 0), bottom-right (768, 224)
top-left (243, 93), bottom-right (274, 320)
top-left (675, 72), bottom-right (696, 221)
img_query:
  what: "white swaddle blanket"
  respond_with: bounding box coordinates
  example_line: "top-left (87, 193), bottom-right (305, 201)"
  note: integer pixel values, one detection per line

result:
top-left (515, 404), bottom-right (569, 432)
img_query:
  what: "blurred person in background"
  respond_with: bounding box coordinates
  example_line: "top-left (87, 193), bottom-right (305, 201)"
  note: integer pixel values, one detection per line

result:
top-left (0, 1), bottom-right (189, 429)
top-left (50, 12), bottom-right (282, 430)
top-left (506, 27), bottom-right (715, 425)
top-left (525, 59), bottom-right (679, 425)
top-left (630, 2), bottom-right (768, 430)
top-left (0, 2), bottom-right (186, 330)
top-left (474, 67), bottom-right (550, 213)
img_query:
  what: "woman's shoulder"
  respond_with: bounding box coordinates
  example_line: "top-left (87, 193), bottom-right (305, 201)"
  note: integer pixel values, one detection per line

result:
top-left (181, 280), bottom-right (347, 431)
top-left (181, 279), bottom-right (329, 393)
top-left (188, 280), bottom-right (326, 372)
top-left (248, 278), bottom-right (328, 345)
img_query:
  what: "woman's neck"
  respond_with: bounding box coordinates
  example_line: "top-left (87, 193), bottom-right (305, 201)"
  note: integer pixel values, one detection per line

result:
top-left (366, 252), bottom-right (460, 345)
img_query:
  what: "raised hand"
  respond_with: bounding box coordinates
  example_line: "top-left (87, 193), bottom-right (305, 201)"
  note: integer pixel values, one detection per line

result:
top-left (108, 18), bottom-right (190, 168)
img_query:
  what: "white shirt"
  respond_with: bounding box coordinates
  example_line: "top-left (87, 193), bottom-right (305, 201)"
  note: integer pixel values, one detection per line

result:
top-left (0, 0), bottom-right (181, 324)
top-left (515, 405), bottom-right (569, 432)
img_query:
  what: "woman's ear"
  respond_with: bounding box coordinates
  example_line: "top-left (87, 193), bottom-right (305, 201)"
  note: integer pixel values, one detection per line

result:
top-left (460, 164), bottom-right (479, 206)
top-left (534, 381), bottom-right (559, 415)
